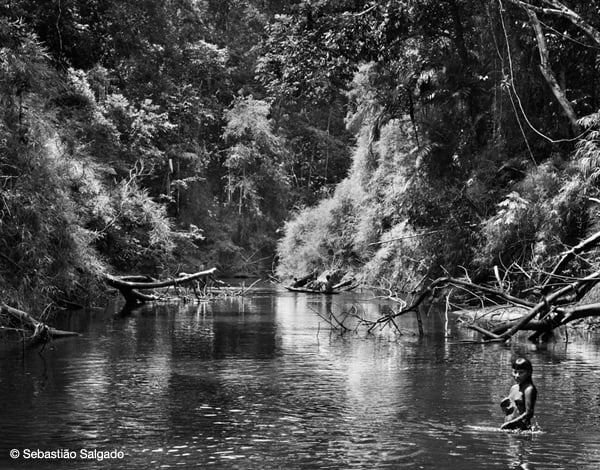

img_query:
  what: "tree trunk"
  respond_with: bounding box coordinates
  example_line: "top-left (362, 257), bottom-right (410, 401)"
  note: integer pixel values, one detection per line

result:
top-left (105, 268), bottom-right (218, 306)
top-left (508, 0), bottom-right (600, 47)
top-left (527, 9), bottom-right (580, 134)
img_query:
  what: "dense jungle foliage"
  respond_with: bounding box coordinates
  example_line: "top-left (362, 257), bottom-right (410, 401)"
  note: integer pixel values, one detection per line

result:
top-left (274, 0), bottom-right (600, 291)
top-left (1, 0), bottom-right (600, 311)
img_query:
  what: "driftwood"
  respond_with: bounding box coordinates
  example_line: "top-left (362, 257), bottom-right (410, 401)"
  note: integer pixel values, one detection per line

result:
top-left (0, 303), bottom-right (80, 347)
top-left (332, 278), bottom-right (356, 290)
top-left (290, 271), bottom-right (317, 288)
top-left (105, 268), bottom-right (219, 306)
top-left (285, 285), bottom-right (340, 295)
top-left (284, 277), bottom-right (356, 295)
top-left (371, 227), bottom-right (600, 343)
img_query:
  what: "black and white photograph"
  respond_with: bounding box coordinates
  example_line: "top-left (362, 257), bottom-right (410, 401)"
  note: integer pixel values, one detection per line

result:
top-left (1, 1), bottom-right (600, 468)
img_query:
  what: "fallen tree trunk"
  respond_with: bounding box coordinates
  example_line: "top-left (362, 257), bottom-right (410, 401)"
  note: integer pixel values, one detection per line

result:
top-left (472, 302), bottom-right (600, 340)
top-left (371, 276), bottom-right (536, 331)
top-left (367, 224), bottom-right (600, 341)
top-left (483, 269), bottom-right (600, 341)
top-left (291, 271), bottom-right (317, 288)
top-left (0, 303), bottom-right (80, 346)
top-left (105, 268), bottom-right (219, 305)
top-left (375, 265), bottom-right (600, 342)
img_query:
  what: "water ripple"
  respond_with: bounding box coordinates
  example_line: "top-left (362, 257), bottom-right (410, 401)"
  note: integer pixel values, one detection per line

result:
top-left (2, 295), bottom-right (600, 469)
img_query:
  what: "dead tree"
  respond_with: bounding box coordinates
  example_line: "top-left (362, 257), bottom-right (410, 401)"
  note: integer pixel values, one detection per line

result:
top-left (0, 303), bottom-right (80, 348)
top-left (105, 268), bottom-right (219, 306)
top-left (373, 228), bottom-right (600, 343)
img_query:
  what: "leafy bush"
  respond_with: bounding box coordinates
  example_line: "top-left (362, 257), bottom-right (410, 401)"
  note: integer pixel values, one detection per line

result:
top-left (476, 159), bottom-right (589, 286)
top-left (276, 113), bottom-right (430, 284)
top-left (0, 133), bottom-right (106, 309)
top-left (99, 178), bottom-right (173, 274)
top-left (0, 23), bottom-right (177, 310)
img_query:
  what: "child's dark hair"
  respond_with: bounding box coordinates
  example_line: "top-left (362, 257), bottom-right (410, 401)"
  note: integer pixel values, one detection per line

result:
top-left (512, 357), bottom-right (533, 372)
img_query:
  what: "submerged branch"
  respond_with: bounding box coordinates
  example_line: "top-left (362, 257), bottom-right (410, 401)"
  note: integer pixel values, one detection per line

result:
top-left (0, 303), bottom-right (80, 346)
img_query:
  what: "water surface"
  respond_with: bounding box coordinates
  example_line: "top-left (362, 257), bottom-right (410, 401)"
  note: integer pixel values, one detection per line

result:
top-left (1, 285), bottom-right (600, 469)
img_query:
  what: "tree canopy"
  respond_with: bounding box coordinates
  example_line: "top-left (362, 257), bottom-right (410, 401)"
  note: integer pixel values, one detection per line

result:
top-left (2, 0), bottom-right (600, 310)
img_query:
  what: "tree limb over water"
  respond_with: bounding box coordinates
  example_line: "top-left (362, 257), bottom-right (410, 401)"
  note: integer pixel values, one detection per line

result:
top-left (105, 268), bottom-right (259, 308)
top-left (105, 268), bottom-right (218, 305)
top-left (0, 303), bottom-right (80, 350)
top-left (374, 228), bottom-right (600, 343)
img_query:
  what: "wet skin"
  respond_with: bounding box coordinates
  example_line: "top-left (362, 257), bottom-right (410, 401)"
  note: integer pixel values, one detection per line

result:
top-left (500, 369), bottom-right (537, 431)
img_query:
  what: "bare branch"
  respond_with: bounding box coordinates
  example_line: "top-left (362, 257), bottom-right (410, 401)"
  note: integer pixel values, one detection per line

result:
top-left (542, 230), bottom-right (600, 291)
top-left (353, 4), bottom-right (376, 17)
top-left (507, 0), bottom-right (600, 46)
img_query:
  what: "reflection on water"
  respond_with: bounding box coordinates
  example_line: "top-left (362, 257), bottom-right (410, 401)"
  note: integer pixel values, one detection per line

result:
top-left (1, 285), bottom-right (600, 469)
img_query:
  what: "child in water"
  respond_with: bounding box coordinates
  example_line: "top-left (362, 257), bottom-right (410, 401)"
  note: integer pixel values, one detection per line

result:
top-left (500, 357), bottom-right (538, 431)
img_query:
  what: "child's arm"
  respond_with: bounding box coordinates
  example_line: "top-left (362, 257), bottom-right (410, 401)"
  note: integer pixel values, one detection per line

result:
top-left (500, 385), bottom-right (537, 430)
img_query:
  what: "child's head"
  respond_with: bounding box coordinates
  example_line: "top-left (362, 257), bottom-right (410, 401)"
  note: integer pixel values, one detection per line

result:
top-left (511, 357), bottom-right (533, 384)
top-left (512, 357), bottom-right (532, 372)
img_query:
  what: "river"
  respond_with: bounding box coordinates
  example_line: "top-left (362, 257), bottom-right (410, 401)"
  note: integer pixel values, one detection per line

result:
top-left (1, 284), bottom-right (600, 469)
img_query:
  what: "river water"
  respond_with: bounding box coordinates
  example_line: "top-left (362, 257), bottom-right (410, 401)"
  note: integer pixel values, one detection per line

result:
top-left (1, 284), bottom-right (600, 469)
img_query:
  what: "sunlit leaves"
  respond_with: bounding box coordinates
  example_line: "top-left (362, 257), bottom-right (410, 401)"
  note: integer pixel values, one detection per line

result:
top-left (0, 18), bottom-right (53, 102)
top-left (224, 96), bottom-right (275, 145)
top-left (222, 95), bottom-right (289, 218)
